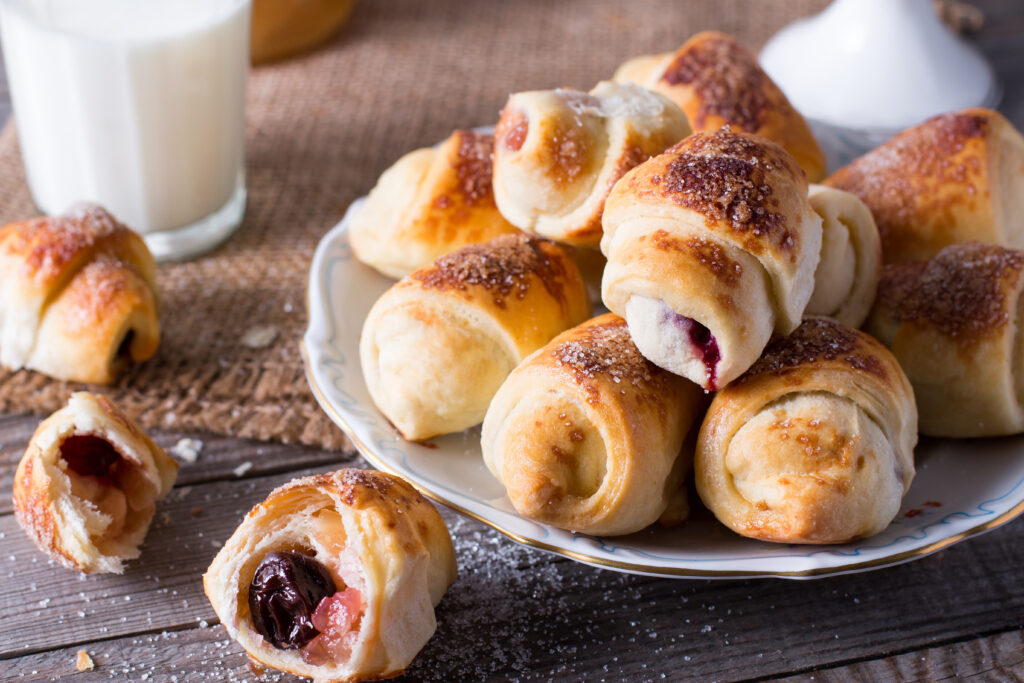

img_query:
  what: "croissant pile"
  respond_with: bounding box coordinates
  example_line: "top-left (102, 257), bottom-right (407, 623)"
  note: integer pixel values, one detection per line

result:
top-left (348, 28), bottom-right (1024, 560)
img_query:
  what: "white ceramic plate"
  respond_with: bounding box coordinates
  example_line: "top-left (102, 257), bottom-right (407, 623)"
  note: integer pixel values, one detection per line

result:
top-left (302, 200), bottom-right (1024, 579)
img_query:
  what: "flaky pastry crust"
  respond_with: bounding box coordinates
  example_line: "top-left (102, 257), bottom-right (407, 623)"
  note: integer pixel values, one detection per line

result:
top-left (350, 130), bottom-right (520, 279)
top-left (613, 31), bottom-right (826, 182)
top-left (13, 392), bottom-right (177, 573)
top-left (696, 319), bottom-right (917, 544)
top-left (204, 469), bottom-right (457, 683)
top-left (0, 204), bottom-right (159, 384)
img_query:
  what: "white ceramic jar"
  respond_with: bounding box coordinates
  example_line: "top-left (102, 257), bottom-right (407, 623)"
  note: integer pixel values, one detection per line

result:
top-left (0, 0), bottom-right (251, 260)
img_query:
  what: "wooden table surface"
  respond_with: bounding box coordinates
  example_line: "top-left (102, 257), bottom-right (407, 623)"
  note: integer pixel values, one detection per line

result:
top-left (3, 3), bottom-right (1024, 681)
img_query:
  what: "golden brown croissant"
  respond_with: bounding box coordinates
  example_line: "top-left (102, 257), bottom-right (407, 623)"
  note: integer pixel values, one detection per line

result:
top-left (601, 129), bottom-right (822, 390)
top-left (360, 233), bottom-right (592, 440)
top-left (13, 392), bottom-right (178, 574)
top-left (613, 31), bottom-right (827, 182)
top-left (492, 80), bottom-right (691, 247)
top-left (866, 242), bottom-right (1024, 437)
top-left (0, 204), bottom-right (160, 384)
top-left (825, 108), bottom-right (1024, 264)
top-left (696, 318), bottom-right (917, 544)
top-left (482, 313), bottom-right (705, 536)
top-left (204, 469), bottom-right (456, 683)
top-left (350, 129), bottom-right (520, 279)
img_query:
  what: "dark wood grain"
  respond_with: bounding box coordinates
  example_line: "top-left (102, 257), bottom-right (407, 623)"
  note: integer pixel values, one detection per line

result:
top-left (0, 0), bottom-right (1023, 681)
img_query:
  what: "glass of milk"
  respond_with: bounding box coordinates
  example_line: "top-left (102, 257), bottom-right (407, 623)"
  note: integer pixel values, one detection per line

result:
top-left (0, 0), bottom-right (251, 261)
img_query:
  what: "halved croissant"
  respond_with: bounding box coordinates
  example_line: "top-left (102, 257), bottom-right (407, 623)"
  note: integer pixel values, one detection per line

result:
top-left (825, 108), bottom-right (1024, 264)
top-left (613, 31), bottom-right (826, 182)
top-left (204, 469), bottom-right (456, 683)
top-left (0, 204), bottom-right (159, 383)
top-left (492, 80), bottom-right (690, 247)
top-left (350, 129), bottom-right (520, 279)
top-left (13, 392), bottom-right (178, 574)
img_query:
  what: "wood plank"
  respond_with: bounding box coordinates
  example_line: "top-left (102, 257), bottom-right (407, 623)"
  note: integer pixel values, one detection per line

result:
top-left (1, 450), bottom-right (1023, 679)
top-left (775, 628), bottom-right (1024, 682)
top-left (0, 413), bottom-right (356, 516)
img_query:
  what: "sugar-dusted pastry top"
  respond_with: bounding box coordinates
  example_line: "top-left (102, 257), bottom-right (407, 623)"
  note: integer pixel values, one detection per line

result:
top-left (360, 233), bottom-right (591, 440)
top-left (866, 242), bottom-right (1024, 437)
top-left (600, 128), bottom-right (822, 390)
top-left (0, 204), bottom-right (160, 384)
top-left (825, 108), bottom-right (1024, 263)
top-left (492, 80), bottom-right (691, 246)
top-left (613, 31), bottom-right (826, 182)
top-left (350, 129), bottom-right (520, 279)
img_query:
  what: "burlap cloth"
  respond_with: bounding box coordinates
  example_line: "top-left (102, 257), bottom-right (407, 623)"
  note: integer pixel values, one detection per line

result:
top-left (0, 0), bottom-right (828, 449)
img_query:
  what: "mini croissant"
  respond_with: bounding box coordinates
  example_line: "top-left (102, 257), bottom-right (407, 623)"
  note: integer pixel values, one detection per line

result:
top-left (0, 204), bottom-right (160, 383)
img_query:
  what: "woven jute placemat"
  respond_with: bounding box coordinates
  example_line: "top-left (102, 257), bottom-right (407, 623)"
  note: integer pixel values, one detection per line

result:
top-left (0, 0), bottom-right (827, 449)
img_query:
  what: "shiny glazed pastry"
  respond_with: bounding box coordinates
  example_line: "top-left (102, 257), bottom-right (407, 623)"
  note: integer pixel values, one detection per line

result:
top-left (825, 108), bottom-right (1024, 264)
top-left (696, 318), bottom-right (917, 544)
top-left (0, 204), bottom-right (160, 384)
top-left (349, 129), bottom-right (520, 279)
top-left (866, 242), bottom-right (1024, 437)
top-left (13, 392), bottom-right (178, 574)
top-left (481, 314), bottom-right (705, 536)
top-left (600, 129), bottom-right (823, 390)
top-left (613, 31), bottom-right (826, 182)
top-left (360, 233), bottom-right (591, 440)
top-left (204, 469), bottom-right (457, 683)
top-left (804, 184), bottom-right (881, 327)
top-left (492, 80), bottom-right (691, 247)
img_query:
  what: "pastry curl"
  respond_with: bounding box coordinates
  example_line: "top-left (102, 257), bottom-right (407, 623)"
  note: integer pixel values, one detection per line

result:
top-left (13, 392), bottom-right (178, 574)
top-left (492, 80), bottom-right (690, 247)
top-left (600, 129), bottom-right (823, 390)
top-left (360, 234), bottom-right (591, 440)
top-left (696, 318), bottom-right (917, 544)
top-left (613, 31), bottom-right (826, 182)
top-left (350, 129), bottom-right (520, 279)
top-left (204, 469), bottom-right (456, 683)
top-left (825, 108), bottom-right (1024, 264)
top-left (866, 242), bottom-right (1024, 437)
top-left (482, 314), bottom-right (705, 536)
top-left (0, 204), bottom-right (159, 384)
top-left (804, 185), bottom-right (881, 327)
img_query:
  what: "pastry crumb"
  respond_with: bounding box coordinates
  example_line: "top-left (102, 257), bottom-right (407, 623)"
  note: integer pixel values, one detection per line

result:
top-left (75, 649), bottom-right (94, 671)
top-left (233, 461), bottom-right (253, 477)
top-left (240, 325), bottom-right (279, 349)
top-left (170, 438), bottom-right (203, 463)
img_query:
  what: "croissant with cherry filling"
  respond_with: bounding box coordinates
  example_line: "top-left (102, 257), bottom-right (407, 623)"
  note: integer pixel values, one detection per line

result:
top-left (492, 80), bottom-right (690, 247)
top-left (696, 318), bottom-right (917, 544)
top-left (825, 108), bottom-right (1024, 263)
top-left (360, 233), bottom-right (591, 440)
top-left (0, 203), bottom-right (160, 384)
top-left (613, 31), bottom-right (826, 182)
top-left (349, 129), bottom-right (520, 279)
top-left (204, 468), bottom-right (456, 683)
top-left (866, 242), bottom-right (1024, 437)
top-left (13, 392), bottom-right (178, 574)
top-left (482, 314), bottom-right (705, 536)
top-left (600, 129), bottom-right (823, 390)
